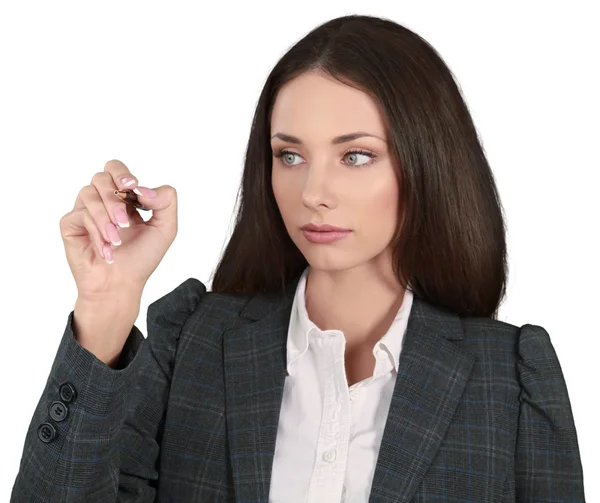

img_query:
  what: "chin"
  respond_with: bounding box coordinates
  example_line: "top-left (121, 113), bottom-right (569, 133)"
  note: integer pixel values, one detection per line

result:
top-left (301, 250), bottom-right (363, 272)
top-left (297, 239), bottom-right (394, 275)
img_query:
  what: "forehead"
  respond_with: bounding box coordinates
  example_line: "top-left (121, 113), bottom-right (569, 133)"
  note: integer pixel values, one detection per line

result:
top-left (270, 71), bottom-right (388, 140)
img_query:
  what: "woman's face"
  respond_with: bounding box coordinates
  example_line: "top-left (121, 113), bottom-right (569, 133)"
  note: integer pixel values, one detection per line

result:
top-left (271, 70), bottom-right (400, 273)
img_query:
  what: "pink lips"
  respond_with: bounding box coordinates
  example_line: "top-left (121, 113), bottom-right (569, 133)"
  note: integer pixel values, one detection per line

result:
top-left (300, 224), bottom-right (352, 244)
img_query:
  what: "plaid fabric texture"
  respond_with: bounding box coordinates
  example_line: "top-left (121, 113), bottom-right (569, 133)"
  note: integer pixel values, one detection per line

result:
top-left (11, 277), bottom-right (585, 502)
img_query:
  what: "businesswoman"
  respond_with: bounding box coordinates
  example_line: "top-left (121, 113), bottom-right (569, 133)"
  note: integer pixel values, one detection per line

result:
top-left (12, 14), bottom-right (585, 502)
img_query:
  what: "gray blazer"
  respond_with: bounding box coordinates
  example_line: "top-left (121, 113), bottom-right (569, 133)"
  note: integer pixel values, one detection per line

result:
top-left (11, 277), bottom-right (585, 502)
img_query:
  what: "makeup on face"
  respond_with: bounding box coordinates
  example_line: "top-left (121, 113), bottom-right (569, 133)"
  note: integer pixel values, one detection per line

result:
top-left (302, 229), bottom-right (352, 244)
top-left (300, 223), bottom-right (353, 244)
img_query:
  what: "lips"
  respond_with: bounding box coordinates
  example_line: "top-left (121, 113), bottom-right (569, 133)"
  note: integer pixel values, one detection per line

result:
top-left (300, 223), bottom-right (351, 232)
top-left (301, 226), bottom-right (352, 244)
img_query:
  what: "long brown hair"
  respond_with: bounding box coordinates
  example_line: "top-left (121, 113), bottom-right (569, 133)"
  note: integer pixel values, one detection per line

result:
top-left (210, 14), bottom-right (508, 318)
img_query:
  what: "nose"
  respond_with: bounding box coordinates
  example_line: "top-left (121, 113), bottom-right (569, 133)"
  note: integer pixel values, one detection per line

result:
top-left (301, 164), bottom-right (337, 210)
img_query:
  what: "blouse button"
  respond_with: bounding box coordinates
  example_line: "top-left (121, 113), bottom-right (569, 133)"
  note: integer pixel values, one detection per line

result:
top-left (323, 449), bottom-right (337, 462)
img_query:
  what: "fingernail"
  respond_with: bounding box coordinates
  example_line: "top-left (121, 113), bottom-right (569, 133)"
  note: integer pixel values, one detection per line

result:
top-left (133, 186), bottom-right (157, 197)
top-left (121, 177), bottom-right (136, 187)
top-left (114, 207), bottom-right (130, 228)
top-left (106, 223), bottom-right (121, 246)
top-left (103, 243), bottom-right (114, 264)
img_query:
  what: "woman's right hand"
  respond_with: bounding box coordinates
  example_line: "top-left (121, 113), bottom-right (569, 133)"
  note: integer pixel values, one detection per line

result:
top-left (60, 159), bottom-right (179, 302)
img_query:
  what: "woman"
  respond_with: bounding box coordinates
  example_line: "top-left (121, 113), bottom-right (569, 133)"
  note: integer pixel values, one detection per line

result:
top-left (11, 14), bottom-right (585, 502)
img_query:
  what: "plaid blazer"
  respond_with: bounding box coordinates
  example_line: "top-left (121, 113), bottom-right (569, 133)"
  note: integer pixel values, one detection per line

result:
top-left (11, 277), bottom-right (586, 502)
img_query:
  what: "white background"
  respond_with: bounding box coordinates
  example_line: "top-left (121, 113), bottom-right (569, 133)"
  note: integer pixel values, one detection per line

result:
top-left (1, 1), bottom-right (598, 499)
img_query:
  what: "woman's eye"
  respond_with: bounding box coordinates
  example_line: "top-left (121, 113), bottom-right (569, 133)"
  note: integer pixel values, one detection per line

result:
top-left (281, 152), bottom-right (301, 166)
top-left (345, 151), bottom-right (373, 166)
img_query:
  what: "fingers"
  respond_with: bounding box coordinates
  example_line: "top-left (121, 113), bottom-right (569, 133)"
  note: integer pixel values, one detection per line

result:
top-left (62, 160), bottom-right (172, 264)
top-left (102, 159), bottom-right (161, 218)
top-left (104, 159), bottom-right (139, 191)
top-left (91, 172), bottom-right (135, 229)
top-left (60, 204), bottom-right (108, 261)
top-left (145, 184), bottom-right (177, 232)
top-left (73, 164), bottom-right (143, 228)
top-left (82, 209), bottom-right (111, 261)
top-left (71, 185), bottom-right (122, 254)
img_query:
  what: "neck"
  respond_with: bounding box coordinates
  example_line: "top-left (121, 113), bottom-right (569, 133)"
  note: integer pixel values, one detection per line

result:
top-left (304, 262), bottom-right (406, 350)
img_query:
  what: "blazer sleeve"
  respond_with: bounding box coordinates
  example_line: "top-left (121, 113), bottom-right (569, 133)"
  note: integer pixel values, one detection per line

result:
top-left (513, 323), bottom-right (586, 502)
top-left (10, 277), bottom-right (207, 502)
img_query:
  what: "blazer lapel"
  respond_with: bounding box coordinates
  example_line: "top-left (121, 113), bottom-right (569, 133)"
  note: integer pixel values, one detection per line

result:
top-left (369, 296), bottom-right (475, 503)
top-left (223, 279), bottom-right (298, 503)
top-left (223, 278), bottom-right (475, 503)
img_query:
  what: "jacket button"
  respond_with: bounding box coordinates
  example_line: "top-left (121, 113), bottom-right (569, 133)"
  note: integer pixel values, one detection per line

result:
top-left (38, 423), bottom-right (56, 443)
top-left (59, 382), bottom-right (76, 403)
top-left (49, 400), bottom-right (69, 422)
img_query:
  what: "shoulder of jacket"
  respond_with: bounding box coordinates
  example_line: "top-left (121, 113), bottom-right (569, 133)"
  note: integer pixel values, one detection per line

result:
top-left (460, 316), bottom-right (519, 338)
top-left (148, 278), bottom-right (252, 328)
top-left (201, 290), bottom-right (254, 320)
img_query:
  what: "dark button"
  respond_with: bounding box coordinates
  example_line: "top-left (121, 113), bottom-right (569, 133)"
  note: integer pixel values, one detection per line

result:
top-left (49, 400), bottom-right (69, 422)
top-left (38, 422), bottom-right (56, 443)
top-left (59, 382), bottom-right (76, 403)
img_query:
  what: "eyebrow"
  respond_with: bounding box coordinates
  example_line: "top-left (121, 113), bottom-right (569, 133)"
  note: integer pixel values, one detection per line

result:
top-left (270, 131), bottom-right (386, 145)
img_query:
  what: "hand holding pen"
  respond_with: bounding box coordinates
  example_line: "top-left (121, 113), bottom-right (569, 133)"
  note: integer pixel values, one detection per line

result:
top-left (60, 159), bottom-right (179, 303)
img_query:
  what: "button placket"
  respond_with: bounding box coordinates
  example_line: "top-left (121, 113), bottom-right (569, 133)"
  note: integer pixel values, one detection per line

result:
top-left (307, 333), bottom-right (349, 502)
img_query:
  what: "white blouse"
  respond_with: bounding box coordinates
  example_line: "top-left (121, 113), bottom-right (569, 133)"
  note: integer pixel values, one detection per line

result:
top-left (268, 267), bottom-right (414, 502)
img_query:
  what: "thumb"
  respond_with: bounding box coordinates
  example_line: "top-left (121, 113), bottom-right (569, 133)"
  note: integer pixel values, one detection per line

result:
top-left (136, 184), bottom-right (178, 229)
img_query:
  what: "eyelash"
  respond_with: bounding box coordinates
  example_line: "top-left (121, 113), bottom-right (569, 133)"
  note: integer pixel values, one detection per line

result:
top-left (273, 148), bottom-right (377, 167)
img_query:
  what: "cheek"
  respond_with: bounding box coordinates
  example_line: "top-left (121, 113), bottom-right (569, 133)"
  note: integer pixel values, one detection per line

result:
top-left (359, 176), bottom-right (399, 228)
top-left (272, 171), bottom-right (297, 221)
top-left (272, 170), bottom-right (284, 208)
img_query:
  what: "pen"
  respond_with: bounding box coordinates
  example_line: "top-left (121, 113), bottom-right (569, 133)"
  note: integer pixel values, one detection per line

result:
top-left (113, 190), bottom-right (151, 211)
